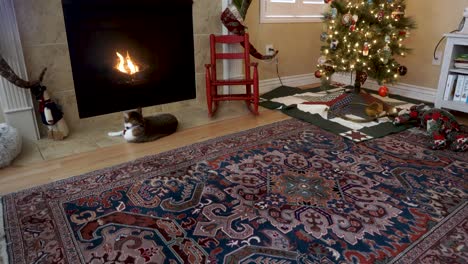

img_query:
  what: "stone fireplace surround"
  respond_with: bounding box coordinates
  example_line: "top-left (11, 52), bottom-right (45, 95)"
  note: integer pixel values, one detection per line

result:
top-left (3, 0), bottom-right (222, 135)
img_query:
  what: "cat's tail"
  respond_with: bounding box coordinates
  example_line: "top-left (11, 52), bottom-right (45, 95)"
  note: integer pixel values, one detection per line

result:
top-left (108, 131), bottom-right (124, 137)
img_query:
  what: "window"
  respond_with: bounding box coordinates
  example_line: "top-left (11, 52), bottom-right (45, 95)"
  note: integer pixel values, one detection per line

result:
top-left (260, 0), bottom-right (326, 23)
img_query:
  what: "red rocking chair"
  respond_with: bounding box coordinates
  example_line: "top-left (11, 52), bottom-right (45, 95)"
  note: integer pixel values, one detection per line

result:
top-left (205, 33), bottom-right (259, 117)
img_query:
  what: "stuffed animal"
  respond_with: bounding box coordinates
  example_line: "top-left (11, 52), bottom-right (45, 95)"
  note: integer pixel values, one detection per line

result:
top-left (38, 89), bottom-right (69, 140)
top-left (393, 104), bottom-right (468, 151)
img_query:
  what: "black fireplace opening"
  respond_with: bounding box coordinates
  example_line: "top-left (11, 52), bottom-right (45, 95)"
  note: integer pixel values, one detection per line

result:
top-left (62, 0), bottom-right (196, 118)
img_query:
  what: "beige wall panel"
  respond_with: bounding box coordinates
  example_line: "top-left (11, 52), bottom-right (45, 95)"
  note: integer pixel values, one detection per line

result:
top-left (246, 0), bottom-right (468, 90)
top-left (245, 0), bottom-right (323, 80)
top-left (398, 0), bottom-right (468, 89)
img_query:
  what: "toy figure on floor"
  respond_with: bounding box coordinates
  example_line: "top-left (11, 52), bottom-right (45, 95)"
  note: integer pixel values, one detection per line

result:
top-left (0, 55), bottom-right (69, 140)
top-left (220, 0), bottom-right (278, 60)
top-left (393, 104), bottom-right (468, 151)
top-left (37, 88), bottom-right (69, 140)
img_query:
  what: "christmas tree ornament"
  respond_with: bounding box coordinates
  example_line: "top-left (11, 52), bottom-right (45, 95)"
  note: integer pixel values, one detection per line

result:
top-left (398, 65), bottom-right (408, 76)
top-left (315, 70), bottom-right (323, 78)
top-left (325, 65), bottom-right (335, 74)
top-left (378, 85), bottom-right (389, 97)
top-left (330, 39), bottom-right (339, 50)
top-left (324, 0), bottom-right (333, 4)
top-left (349, 24), bottom-right (356, 32)
top-left (318, 56), bottom-right (327, 65)
top-left (377, 10), bottom-right (385, 22)
top-left (342, 13), bottom-right (352, 25)
top-left (385, 35), bottom-right (391, 43)
top-left (383, 44), bottom-right (391, 52)
top-left (391, 6), bottom-right (404, 20)
top-left (382, 44), bottom-right (391, 64)
top-left (363, 42), bottom-right (370, 56)
top-left (356, 71), bottom-right (368, 85)
top-left (331, 8), bottom-right (338, 19)
top-left (320, 32), bottom-right (328, 41)
top-left (352, 15), bottom-right (359, 23)
top-left (367, 0), bottom-right (373, 4)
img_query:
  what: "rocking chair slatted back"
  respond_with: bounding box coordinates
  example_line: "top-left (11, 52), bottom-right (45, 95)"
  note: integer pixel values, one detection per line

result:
top-left (205, 33), bottom-right (259, 117)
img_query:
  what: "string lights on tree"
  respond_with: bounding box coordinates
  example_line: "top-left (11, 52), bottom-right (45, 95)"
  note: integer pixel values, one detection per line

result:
top-left (316, 0), bottom-right (416, 94)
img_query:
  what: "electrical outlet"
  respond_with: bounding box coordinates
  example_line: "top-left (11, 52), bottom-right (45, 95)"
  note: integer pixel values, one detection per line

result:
top-left (266, 44), bottom-right (274, 55)
top-left (433, 51), bottom-right (442, 65)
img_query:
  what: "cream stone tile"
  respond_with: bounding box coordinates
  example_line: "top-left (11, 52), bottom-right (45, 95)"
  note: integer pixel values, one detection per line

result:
top-left (95, 137), bottom-right (126, 149)
top-left (14, 0), bottom-right (67, 46)
top-left (195, 73), bottom-right (207, 105)
top-left (194, 35), bottom-right (211, 74)
top-left (22, 44), bottom-right (74, 94)
top-left (79, 112), bottom-right (124, 131)
top-left (171, 106), bottom-right (207, 129)
top-left (193, 0), bottom-right (222, 35)
top-left (82, 123), bottom-right (124, 148)
top-left (36, 136), bottom-right (99, 161)
top-left (12, 139), bottom-right (44, 166)
top-left (161, 99), bottom-right (199, 113)
top-left (142, 105), bottom-right (164, 116)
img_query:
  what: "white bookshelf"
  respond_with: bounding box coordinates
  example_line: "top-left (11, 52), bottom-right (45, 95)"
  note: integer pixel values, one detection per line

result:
top-left (435, 33), bottom-right (468, 113)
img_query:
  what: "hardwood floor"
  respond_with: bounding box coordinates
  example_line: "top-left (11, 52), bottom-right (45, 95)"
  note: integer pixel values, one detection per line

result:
top-left (0, 109), bottom-right (289, 195)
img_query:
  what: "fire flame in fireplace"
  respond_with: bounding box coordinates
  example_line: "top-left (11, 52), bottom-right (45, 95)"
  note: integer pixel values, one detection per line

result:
top-left (115, 51), bottom-right (140, 75)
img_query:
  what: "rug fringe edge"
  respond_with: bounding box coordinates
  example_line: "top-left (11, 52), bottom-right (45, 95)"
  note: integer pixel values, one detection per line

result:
top-left (0, 197), bottom-right (8, 264)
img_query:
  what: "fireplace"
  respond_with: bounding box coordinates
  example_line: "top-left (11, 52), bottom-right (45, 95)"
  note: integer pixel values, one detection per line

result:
top-left (61, 0), bottom-right (196, 118)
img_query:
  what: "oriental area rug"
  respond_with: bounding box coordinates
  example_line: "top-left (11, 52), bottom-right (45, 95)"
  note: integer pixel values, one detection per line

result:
top-left (1, 119), bottom-right (467, 263)
top-left (260, 85), bottom-right (416, 142)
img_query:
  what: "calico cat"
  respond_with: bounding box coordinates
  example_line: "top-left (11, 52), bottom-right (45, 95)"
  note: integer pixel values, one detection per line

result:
top-left (108, 108), bottom-right (178, 143)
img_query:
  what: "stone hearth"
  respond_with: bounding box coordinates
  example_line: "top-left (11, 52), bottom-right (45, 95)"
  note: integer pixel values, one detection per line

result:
top-left (15, 101), bottom-right (256, 165)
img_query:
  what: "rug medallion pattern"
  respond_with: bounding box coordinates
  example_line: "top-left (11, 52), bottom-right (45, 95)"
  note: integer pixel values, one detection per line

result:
top-left (2, 120), bottom-right (467, 263)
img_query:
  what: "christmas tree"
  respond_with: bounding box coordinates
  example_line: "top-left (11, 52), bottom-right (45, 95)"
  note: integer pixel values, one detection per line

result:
top-left (316, 0), bottom-right (416, 92)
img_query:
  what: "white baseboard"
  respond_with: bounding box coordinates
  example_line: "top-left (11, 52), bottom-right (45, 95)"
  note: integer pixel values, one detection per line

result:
top-left (259, 73), bottom-right (316, 93)
top-left (259, 72), bottom-right (437, 103)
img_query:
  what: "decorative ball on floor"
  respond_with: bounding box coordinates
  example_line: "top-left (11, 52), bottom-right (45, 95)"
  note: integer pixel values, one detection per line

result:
top-left (378, 85), bottom-right (389, 97)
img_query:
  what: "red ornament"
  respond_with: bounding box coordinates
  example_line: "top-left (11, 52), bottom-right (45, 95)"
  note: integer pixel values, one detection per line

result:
top-left (378, 86), bottom-right (389, 97)
top-left (315, 70), bottom-right (322, 78)
top-left (377, 10), bottom-right (384, 22)
top-left (398, 65), bottom-right (408, 76)
top-left (324, 0), bottom-right (333, 4)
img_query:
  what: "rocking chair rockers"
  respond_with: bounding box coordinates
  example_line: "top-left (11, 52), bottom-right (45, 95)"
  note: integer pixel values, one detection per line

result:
top-left (204, 33), bottom-right (259, 117)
